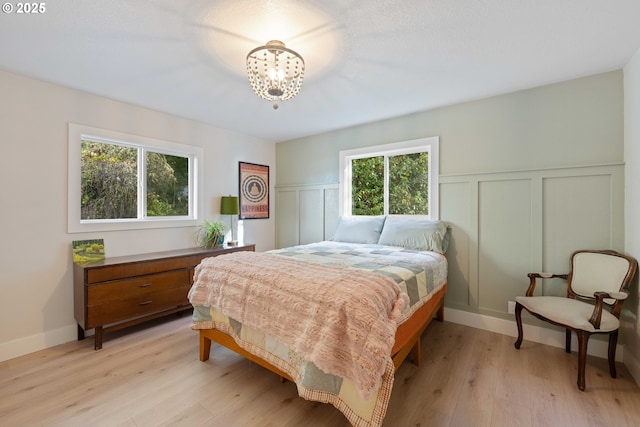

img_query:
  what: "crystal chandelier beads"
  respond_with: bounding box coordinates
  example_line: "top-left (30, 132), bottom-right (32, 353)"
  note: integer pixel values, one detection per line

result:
top-left (246, 40), bottom-right (305, 109)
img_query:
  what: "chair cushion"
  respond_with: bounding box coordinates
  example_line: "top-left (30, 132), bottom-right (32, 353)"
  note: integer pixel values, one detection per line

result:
top-left (571, 252), bottom-right (630, 300)
top-left (515, 296), bottom-right (619, 332)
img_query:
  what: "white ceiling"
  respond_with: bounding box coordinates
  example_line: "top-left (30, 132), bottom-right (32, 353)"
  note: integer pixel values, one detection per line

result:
top-left (2, 0), bottom-right (640, 141)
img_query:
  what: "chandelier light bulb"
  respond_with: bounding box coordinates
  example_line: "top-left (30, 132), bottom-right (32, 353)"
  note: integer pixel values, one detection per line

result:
top-left (268, 68), bottom-right (285, 81)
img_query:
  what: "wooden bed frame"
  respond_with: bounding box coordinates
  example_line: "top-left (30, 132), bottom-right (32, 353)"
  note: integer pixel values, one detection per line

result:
top-left (198, 283), bottom-right (447, 379)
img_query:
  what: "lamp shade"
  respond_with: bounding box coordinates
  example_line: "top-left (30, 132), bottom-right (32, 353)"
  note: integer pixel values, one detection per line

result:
top-left (220, 196), bottom-right (239, 215)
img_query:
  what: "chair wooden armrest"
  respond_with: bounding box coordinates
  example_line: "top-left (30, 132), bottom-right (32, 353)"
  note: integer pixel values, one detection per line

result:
top-left (607, 291), bottom-right (628, 300)
top-left (525, 273), bottom-right (568, 296)
top-left (589, 291), bottom-right (609, 329)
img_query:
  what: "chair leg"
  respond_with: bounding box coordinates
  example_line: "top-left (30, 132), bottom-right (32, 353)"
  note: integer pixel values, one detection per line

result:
top-left (608, 330), bottom-right (619, 379)
top-left (514, 302), bottom-right (524, 349)
top-left (575, 331), bottom-right (590, 391)
top-left (565, 329), bottom-right (572, 353)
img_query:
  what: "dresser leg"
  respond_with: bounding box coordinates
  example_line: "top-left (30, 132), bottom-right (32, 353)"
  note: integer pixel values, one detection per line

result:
top-left (94, 327), bottom-right (103, 350)
top-left (77, 324), bottom-right (85, 341)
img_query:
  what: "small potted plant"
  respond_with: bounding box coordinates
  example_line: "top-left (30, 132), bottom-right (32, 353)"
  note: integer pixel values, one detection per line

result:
top-left (197, 220), bottom-right (227, 248)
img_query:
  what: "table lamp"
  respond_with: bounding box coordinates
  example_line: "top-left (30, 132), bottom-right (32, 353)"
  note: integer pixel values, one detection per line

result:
top-left (220, 196), bottom-right (239, 246)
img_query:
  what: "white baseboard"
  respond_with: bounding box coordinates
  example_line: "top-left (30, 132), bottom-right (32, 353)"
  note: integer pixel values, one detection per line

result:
top-left (443, 307), bottom-right (621, 361)
top-left (624, 346), bottom-right (640, 386)
top-left (1, 308), bottom-right (637, 378)
top-left (0, 325), bottom-right (77, 363)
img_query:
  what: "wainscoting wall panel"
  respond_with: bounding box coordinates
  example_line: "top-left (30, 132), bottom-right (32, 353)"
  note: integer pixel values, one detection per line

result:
top-left (275, 164), bottom-right (624, 322)
top-left (324, 188), bottom-right (340, 241)
top-left (440, 163), bottom-right (624, 320)
top-left (299, 189), bottom-right (324, 244)
top-left (440, 182), bottom-right (473, 307)
top-left (542, 174), bottom-right (617, 296)
top-left (275, 184), bottom-right (339, 249)
top-left (478, 179), bottom-right (533, 315)
top-left (275, 189), bottom-right (299, 248)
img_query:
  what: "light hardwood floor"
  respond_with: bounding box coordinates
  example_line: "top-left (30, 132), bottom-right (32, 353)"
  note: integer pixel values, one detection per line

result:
top-left (1, 315), bottom-right (639, 427)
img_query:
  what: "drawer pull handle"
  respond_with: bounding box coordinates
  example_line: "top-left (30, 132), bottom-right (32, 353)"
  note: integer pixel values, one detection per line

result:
top-left (139, 300), bottom-right (153, 306)
top-left (139, 283), bottom-right (152, 288)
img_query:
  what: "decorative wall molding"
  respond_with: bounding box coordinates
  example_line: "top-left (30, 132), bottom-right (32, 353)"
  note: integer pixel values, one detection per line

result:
top-left (275, 183), bottom-right (339, 248)
top-left (274, 163), bottom-right (632, 377)
top-left (440, 162), bottom-right (625, 320)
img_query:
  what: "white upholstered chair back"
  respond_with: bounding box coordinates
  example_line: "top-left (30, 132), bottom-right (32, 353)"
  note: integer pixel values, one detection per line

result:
top-left (570, 251), bottom-right (630, 300)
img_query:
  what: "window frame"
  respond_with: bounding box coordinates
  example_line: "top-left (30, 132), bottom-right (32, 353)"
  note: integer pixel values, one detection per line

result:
top-left (68, 123), bottom-right (202, 233)
top-left (339, 137), bottom-right (439, 219)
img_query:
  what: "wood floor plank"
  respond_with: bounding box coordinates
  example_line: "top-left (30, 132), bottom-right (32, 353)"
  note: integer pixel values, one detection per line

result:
top-left (1, 315), bottom-right (639, 427)
top-left (490, 396), bottom-right (532, 427)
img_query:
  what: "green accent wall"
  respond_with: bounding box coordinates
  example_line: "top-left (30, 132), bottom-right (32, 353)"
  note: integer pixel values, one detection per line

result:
top-left (275, 70), bottom-right (625, 328)
top-left (277, 71), bottom-right (622, 185)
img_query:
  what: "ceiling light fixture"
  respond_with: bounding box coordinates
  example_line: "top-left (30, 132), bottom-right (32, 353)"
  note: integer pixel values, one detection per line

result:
top-left (246, 40), bottom-right (305, 110)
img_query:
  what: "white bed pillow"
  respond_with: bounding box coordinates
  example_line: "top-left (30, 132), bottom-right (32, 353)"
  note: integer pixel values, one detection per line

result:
top-left (378, 217), bottom-right (450, 253)
top-left (331, 216), bottom-right (386, 244)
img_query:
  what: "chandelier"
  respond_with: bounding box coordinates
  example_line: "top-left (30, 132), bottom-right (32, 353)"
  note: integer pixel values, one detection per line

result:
top-left (246, 40), bottom-right (305, 110)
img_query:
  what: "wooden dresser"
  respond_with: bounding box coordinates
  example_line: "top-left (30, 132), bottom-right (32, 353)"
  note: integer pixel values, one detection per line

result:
top-left (73, 244), bottom-right (255, 349)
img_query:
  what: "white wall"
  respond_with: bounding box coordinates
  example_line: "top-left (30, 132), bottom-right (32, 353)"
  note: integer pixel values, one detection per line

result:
top-left (624, 48), bottom-right (640, 384)
top-left (0, 70), bottom-right (276, 361)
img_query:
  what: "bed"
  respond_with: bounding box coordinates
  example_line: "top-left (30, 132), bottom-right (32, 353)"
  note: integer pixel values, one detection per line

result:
top-left (188, 216), bottom-right (449, 427)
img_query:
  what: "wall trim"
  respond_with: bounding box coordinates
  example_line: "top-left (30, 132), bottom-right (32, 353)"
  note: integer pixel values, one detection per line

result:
top-left (624, 345), bottom-right (640, 387)
top-left (444, 307), bottom-right (623, 362)
top-left (2, 307), bottom-right (637, 383)
top-left (275, 182), bottom-right (339, 189)
top-left (275, 163), bottom-right (625, 188)
top-left (439, 161), bottom-right (625, 179)
top-left (0, 325), bottom-right (77, 363)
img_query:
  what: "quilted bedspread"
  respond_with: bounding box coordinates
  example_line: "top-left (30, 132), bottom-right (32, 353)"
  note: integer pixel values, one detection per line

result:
top-left (190, 241), bottom-right (448, 427)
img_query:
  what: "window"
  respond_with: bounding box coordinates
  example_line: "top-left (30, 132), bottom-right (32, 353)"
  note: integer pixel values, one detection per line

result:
top-left (339, 137), bottom-right (439, 219)
top-left (68, 124), bottom-right (202, 232)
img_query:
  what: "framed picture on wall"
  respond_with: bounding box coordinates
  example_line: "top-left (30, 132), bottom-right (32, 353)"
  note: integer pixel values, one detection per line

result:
top-left (239, 161), bottom-right (269, 219)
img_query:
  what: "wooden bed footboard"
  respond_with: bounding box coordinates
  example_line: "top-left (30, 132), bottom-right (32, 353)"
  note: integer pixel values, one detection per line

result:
top-left (198, 283), bottom-right (447, 377)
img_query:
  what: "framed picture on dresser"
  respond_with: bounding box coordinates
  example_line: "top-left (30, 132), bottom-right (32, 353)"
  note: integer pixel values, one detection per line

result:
top-left (238, 161), bottom-right (269, 219)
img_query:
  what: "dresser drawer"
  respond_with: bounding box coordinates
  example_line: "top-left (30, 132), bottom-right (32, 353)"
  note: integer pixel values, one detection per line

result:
top-left (87, 270), bottom-right (190, 305)
top-left (74, 244), bottom-right (255, 349)
top-left (87, 285), bottom-right (191, 327)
